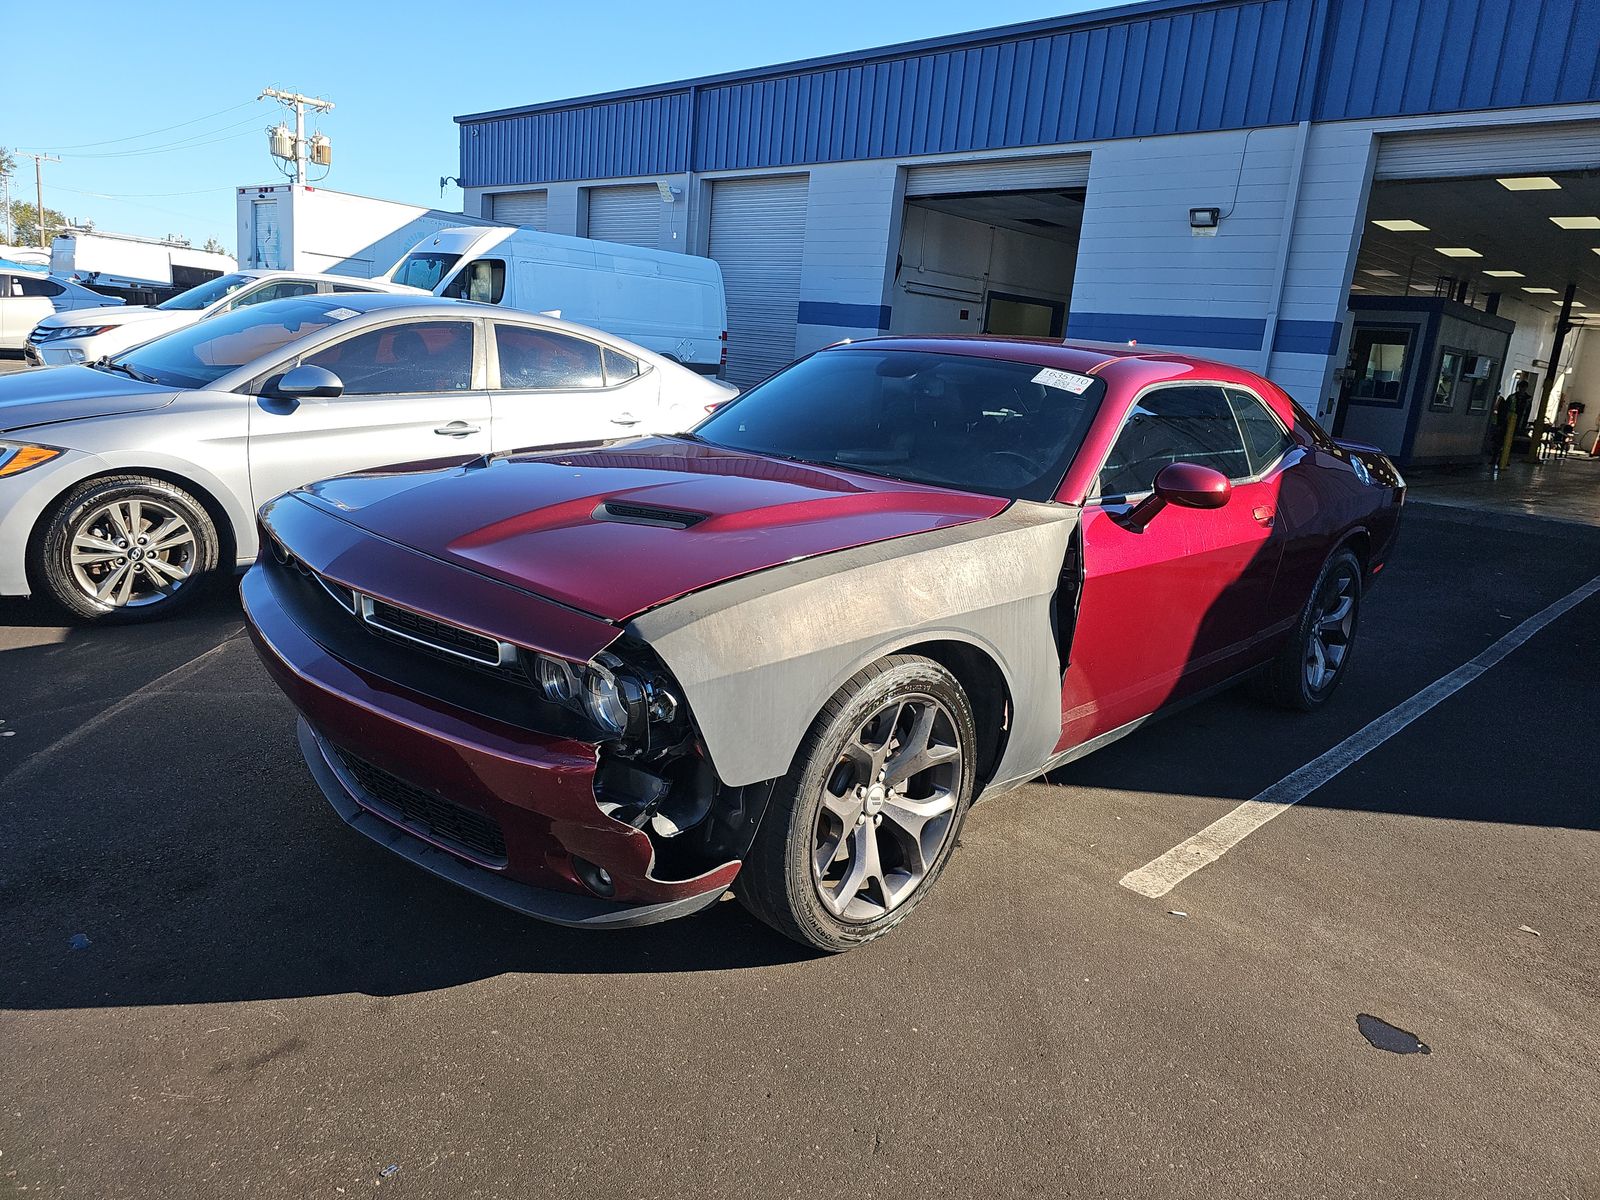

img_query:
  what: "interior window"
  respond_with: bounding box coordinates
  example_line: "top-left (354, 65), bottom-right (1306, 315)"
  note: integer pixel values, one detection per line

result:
top-left (445, 259), bottom-right (506, 305)
top-left (1099, 385), bottom-right (1251, 497)
top-left (303, 320), bottom-right (474, 395)
top-left (1226, 388), bottom-right (1296, 475)
top-left (234, 280), bottom-right (318, 309)
top-left (603, 347), bottom-right (640, 385)
top-left (495, 325), bottom-right (604, 389)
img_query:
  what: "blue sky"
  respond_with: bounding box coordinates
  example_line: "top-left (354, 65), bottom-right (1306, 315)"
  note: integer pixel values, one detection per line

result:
top-left (4, 0), bottom-right (1101, 253)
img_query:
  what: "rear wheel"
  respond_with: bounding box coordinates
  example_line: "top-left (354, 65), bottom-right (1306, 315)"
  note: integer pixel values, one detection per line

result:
top-left (736, 655), bottom-right (976, 952)
top-left (31, 475), bottom-right (220, 623)
top-left (1254, 548), bottom-right (1362, 711)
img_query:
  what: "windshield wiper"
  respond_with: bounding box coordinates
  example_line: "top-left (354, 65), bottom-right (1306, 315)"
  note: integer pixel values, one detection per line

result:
top-left (93, 359), bottom-right (155, 383)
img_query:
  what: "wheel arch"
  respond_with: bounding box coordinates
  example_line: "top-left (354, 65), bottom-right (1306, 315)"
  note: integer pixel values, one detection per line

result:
top-left (895, 638), bottom-right (1013, 793)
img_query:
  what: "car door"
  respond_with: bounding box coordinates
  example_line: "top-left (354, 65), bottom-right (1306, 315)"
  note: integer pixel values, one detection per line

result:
top-left (247, 317), bottom-right (492, 508)
top-left (1, 274), bottom-right (57, 350)
top-left (487, 321), bottom-right (661, 451)
top-left (1058, 382), bottom-right (1291, 748)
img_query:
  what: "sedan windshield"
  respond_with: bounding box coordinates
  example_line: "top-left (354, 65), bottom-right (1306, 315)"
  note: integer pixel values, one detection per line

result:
top-left (390, 252), bottom-right (460, 292)
top-left (156, 272), bottom-right (254, 311)
top-left (105, 297), bottom-right (352, 389)
top-left (694, 349), bottom-right (1107, 501)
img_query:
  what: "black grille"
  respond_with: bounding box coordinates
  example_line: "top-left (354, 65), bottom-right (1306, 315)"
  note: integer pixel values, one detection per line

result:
top-left (600, 501), bottom-right (707, 529)
top-left (367, 599), bottom-right (501, 664)
top-left (335, 750), bottom-right (508, 863)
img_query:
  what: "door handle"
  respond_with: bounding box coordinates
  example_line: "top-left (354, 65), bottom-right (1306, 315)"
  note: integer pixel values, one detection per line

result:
top-left (1252, 506), bottom-right (1275, 527)
top-left (609, 412), bottom-right (642, 426)
top-left (434, 421), bottom-right (480, 437)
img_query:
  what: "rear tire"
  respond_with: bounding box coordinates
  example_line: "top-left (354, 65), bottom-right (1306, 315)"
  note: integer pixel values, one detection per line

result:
top-left (1253, 549), bottom-right (1362, 711)
top-left (30, 474), bottom-right (220, 624)
top-left (736, 655), bottom-right (976, 952)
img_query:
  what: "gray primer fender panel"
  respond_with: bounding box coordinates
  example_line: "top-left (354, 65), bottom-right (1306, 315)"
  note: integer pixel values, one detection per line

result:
top-left (627, 501), bottom-right (1078, 789)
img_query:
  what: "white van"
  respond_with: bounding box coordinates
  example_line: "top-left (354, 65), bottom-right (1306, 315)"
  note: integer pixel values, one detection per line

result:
top-left (389, 227), bottom-right (727, 377)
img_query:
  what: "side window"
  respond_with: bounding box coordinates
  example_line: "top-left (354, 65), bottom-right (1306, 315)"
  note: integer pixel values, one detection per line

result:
top-left (445, 259), bottom-right (506, 305)
top-left (328, 281), bottom-right (378, 293)
top-left (603, 347), bottom-right (640, 385)
top-left (0, 274), bottom-right (13, 297)
top-left (17, 277), bottom-right (65, 298)
top-left (303, 320), bottom-right (474, 395)
top-left (1099, 385), bottom-right (1251, 497)
top-left (1225, 388), bottom-right (1296, 475)
top-left (494, 325), bottom-right (604, 389)
top-left (234, 280), bottom-right (318, 309)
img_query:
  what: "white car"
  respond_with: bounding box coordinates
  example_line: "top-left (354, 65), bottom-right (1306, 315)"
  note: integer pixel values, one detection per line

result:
top-left (24, 269), bottom-right (420, 367)
top-left (1, 264), bottom-right (123, 352)
top-left (0, 293), bottom-right (737, 621)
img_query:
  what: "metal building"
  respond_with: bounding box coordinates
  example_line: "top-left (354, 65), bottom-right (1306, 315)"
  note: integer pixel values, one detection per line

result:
top-left (454, 0), bottom-right (1600, 462)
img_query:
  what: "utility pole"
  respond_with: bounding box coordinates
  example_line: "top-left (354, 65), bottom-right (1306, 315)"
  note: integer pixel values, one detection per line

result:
top-left (259, 88), bottom-right (333, 185)
top-left (25, 152), bottom-right (60, 248)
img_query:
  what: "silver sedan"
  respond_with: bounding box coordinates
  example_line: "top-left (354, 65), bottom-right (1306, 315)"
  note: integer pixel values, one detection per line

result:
top-left (0, 293), bottom-right (736, 621)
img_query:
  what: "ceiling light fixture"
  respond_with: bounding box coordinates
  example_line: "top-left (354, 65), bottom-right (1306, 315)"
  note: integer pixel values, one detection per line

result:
top-left (1549, 216), bottom-right (1600, 229)
top-left (1523, 286), bottom-right (1559, 294)
top-left (1435, 247), bottom-right (1482, 257)
top-left (1371, 219), bottom-right (1429, 232)
top-left (1363, 268), bottom-right (1400, 277)
top-left (1497, 176), bottom-right (1561, 191)
top-left (1484, 270), bottom-right (1524, 278)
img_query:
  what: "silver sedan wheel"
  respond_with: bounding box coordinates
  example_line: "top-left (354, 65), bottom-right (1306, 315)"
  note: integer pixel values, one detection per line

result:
top-left (813, 694), bottom-right (963, 923)
top-left (68, 497), bottom-right (197, 609)
top-left (1305, 569), bottom-right (1357, 693)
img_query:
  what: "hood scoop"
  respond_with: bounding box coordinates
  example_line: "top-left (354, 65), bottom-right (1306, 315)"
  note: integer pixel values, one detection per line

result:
top-left (595, 500), bottom-right (708, 530)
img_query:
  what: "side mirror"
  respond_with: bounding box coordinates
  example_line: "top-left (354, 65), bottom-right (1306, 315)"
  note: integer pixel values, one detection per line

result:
top-left (1124, 462), bottom-right (1232, 532)
top-left (269, 364), bottom-right (344, 401)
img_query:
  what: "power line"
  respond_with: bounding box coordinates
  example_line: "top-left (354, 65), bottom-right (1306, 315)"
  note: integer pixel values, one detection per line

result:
top-left (61, 116), bottom-right (265, 159)
top-left (15, 100), bottom-right (261, 152)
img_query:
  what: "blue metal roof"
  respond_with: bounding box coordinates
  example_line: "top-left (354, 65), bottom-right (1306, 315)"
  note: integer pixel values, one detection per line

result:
top-left (458, 0), bottom-right (1600, 187)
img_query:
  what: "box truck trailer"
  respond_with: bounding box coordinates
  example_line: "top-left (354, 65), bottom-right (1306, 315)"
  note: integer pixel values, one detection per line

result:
top-left (49, 231), bottom-right (235, 304)
top-left (236, 184), bottom-right (500, 280)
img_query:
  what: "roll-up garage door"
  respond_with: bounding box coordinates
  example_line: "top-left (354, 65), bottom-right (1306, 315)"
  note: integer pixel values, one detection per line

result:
top-left (904, 153), bottom-right (1092, 197)
top-left (1375, 121), bottom-right (1600, 180)
top-left (586, 184), bottom-right (662, 247)
top-left (709, 175), bottom-right (809, 388)
top-left (489, 190), bottom-right (548, 229)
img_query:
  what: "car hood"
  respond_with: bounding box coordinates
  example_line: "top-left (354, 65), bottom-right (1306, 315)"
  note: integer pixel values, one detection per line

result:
top-left (0, 365), bottom-right (178, 434)
top-left (33, 305), bottom-right (182, 334)
top-left (296, 437), bottom-right (1008, 622)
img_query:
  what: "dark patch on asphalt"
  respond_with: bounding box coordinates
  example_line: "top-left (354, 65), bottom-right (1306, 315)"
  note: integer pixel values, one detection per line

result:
top-left (1357, 1014), bottom-right (1432, 1055)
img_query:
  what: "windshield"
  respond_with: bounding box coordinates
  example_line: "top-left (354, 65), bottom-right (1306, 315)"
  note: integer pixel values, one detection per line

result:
top-left (156, 272), bottom-right (254, 311)
top-left (694, 349), bottom-right (1107, 502)
top-left (106, 297), bottom-right (352, 389)
top-left (390, 252), bottom-right (461, 292)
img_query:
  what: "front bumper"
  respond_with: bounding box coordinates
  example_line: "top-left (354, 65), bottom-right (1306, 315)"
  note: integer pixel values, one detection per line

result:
top-left (241, 539), bottom-right (739, 929)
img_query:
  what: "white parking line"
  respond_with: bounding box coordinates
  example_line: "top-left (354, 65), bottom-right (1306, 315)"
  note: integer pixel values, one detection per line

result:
top-left (1119, 573), bottom-right (1600, 899)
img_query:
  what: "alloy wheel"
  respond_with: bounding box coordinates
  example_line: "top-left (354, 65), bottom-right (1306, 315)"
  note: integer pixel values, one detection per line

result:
top-left (813, 694), bottom-right (963, 923)
top-left (1305, 569), bottom-right (1357, 693)
top-left (68, 497), bottom-right (197, 609)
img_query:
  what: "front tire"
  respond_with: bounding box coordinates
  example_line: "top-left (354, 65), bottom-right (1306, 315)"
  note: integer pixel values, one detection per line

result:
top-left (736, 655), bottom-right (977, 952)
top-left (31, 474), bottom-right (220, 623)
top-left (1254, 548), bottom-right (1362, 711)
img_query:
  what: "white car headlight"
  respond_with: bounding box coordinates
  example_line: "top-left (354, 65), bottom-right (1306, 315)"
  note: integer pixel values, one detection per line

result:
top-left (34, 324), bottom-right (116, 342)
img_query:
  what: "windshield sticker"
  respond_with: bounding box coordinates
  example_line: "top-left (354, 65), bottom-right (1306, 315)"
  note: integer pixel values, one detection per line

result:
top-left (324, 307), bottom-right (360, 321)
top-left (1032, 367), bottom-right (1095, 394)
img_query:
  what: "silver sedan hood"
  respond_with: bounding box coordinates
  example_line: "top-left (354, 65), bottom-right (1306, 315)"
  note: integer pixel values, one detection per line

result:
top-left (0, 365), bottom-right (177, 435)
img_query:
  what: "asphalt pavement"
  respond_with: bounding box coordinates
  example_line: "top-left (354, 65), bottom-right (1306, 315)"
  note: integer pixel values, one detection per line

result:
top-left (2, 503), bottom-right (1597, 1199)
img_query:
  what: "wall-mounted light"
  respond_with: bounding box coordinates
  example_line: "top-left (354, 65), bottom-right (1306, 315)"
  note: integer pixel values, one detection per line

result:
top-left (1189, 207), bottom-right (1222, 230)
top-left (657, 182), bottom-right (682, 204)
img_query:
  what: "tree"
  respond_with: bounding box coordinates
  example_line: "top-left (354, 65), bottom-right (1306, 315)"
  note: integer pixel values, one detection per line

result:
top-left (8, 199), bottom-right (70, 248)
top-left (0, 147), bottom-right (15, 243)
top-left (202, 237), bottom-right (227, 255)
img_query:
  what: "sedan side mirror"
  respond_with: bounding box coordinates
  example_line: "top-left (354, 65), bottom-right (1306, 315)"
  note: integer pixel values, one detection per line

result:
top-left (269, 364), bottom-right (344, 401)
top-left (1124, 462), bottom-right (1232, 532)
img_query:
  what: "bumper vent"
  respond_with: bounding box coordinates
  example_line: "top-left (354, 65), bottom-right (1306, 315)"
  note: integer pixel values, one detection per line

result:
top-left (335, 748), bottom-right (508, 864)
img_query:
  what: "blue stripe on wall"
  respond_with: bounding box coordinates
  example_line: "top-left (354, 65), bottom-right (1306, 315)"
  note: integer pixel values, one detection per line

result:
top-left (797, 301), bottom-right (892, 329)
top-left (1066, 312), bottom-right (1342, 356)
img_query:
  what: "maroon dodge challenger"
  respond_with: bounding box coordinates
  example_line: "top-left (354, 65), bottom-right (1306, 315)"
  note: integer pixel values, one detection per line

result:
top-left (243, 337), bottom-right (1403, 951)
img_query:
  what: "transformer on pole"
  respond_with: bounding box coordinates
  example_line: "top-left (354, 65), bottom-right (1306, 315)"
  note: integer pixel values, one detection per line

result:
top-left (260, 88), bottom-right (334, 185)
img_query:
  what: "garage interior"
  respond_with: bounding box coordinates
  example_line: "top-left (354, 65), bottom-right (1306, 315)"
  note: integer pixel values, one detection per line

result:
top-left (1340, 167), bottom-right (1600, 463)
top-left (890, 181), bottom-right (1085, 340)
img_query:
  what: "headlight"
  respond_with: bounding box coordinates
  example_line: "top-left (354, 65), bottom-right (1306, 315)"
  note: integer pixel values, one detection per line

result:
top-left (0, 442), bottom-right (65, 478)
top-left (33, 325), bottom-right (115, 342)
top-left (532, 649), bottom-right (674, 743)
top-left (1350, 456), bottom-right (1372, 486)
